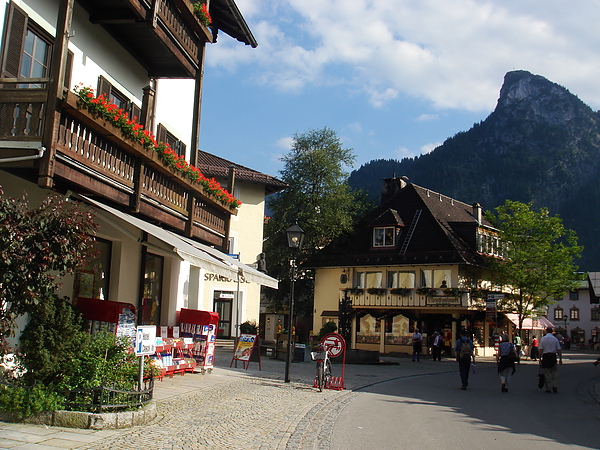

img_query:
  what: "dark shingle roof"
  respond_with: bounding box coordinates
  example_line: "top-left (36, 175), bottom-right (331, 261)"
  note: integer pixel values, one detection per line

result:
top-left (308, 180), bottom-right (494, 268)
top-left (196, 151), bottom-right (287, 195)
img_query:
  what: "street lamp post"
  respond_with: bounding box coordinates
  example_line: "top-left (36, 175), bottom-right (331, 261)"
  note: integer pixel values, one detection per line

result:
top-left (285, 224), bottom-right (304, 383)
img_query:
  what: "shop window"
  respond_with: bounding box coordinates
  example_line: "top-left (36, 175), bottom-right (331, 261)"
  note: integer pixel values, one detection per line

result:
top-left (140, 252), bottom-right (164, 325)
top-left (384, 313), bottom-right (410, 345)
top-left (373, 226), bottom-right (395, 247)
top-left (387, 271), bottom-right (416, 288)
top-left (74, 237), bottom-right (112, 300)
top-left (356, 313), bottom-right (380, 344)
top-left (591, 308), bottom-right (600, 321)
top-left (570, 307), bottom-right (580, 321)
top-left (570, 291), bottom-right (579, 301)
top-left (553, 307), bottom-right (564, 321)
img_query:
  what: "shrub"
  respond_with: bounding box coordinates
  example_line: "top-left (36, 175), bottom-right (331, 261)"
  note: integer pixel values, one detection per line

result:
top-left (318, 321), bottom-right (337, 340)
top-left (239, 320), bottom-right (258, 334)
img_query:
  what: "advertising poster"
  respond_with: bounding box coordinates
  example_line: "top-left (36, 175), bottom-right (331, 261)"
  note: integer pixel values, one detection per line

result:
top-left (233, 334), bottom-right (257, 361)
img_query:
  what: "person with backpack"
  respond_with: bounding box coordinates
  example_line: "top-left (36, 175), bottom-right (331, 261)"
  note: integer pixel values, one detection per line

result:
top-left (496, 334), bottom-right (517, 392)
top-left (455, 328), bottom-right (475, 390)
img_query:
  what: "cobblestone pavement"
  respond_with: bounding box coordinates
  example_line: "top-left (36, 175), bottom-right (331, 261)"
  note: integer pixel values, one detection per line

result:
top-left (1, 347), bottom-right (597, 449)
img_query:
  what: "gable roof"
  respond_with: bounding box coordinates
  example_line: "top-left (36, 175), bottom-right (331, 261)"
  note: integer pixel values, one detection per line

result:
top-left (308, 179), bottom-right (494, 268)
top-left (196, 151), bottom-right (287, 195)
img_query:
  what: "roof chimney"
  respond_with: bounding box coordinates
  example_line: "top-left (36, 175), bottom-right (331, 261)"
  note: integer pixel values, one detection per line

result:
top-left (472, 203), bottom-right (482, 223)
top-left (381, 176), bottom-right (409, 204)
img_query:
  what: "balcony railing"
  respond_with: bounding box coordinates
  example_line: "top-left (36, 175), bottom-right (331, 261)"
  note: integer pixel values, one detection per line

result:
top-left (341, 288), bottom-right (475, 308)
top-left (0, 78), bottom-right (48, 141)
top-left (0, 84), bottom-right (230, 249)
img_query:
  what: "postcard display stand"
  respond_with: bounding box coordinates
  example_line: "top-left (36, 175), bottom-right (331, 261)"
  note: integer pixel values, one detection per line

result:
top-left (76, 298), bottom-right (137, 339)
top-left (179, 308), bottom-right (219, 374)
top-left (152, 332), bottom-right (197, 381)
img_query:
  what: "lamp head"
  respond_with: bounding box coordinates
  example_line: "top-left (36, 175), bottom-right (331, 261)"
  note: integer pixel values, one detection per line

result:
top-left (286, 224), bottom-right (305, 250)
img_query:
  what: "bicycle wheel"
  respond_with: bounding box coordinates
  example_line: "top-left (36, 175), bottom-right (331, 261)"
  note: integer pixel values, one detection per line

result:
top-left (316, 361), bottom-right (324, 392)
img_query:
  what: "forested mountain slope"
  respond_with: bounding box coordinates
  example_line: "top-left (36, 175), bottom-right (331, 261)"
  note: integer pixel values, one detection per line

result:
top-left (349, 70), bottom-right (600, 269)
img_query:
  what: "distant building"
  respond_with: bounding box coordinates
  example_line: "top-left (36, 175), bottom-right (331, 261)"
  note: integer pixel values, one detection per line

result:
top-left (548, 273), bottom-right (600, 350)
top-left (309, 177), bottom-right (504, 356)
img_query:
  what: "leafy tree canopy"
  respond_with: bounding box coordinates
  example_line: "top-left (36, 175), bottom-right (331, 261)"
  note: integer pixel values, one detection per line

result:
top-left (0, 188), bottom-right (97, 352)
top-left (489, 200), bottom-right (583, 332)
top-left (264, 127), bottom-right (371, 317)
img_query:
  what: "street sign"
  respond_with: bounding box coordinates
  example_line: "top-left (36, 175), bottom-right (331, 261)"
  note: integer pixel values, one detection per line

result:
top-left (135, 325), bottom-right (156, 356)
top-left (487, 294), bottom-right (505, 300)
top-left (321, 332), bottom-right (346, 358)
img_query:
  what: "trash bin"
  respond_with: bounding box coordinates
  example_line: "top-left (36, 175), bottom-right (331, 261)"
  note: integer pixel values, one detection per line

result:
top-left (294, 343), bottom-right (307, 362)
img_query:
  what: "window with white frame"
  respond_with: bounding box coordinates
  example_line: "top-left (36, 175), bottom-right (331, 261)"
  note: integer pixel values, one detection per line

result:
top-left (554, 307), bottom-right (564, 320)
top-left (355, 271), bottom-right (383, 288)
top-left (421, 269), bottom-right (451, 288)
top-left (570, 307), bottom-right (579, 321)
top-left (373, 227), bottom-right (396, 247)
top-left (387, 271), bottom-right (416, 288)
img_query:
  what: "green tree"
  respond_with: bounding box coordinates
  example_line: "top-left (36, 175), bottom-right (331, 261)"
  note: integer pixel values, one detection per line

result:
top-left (264, 127), bottom-right (370, 320)
top-left (490, 200), bottom-right (583, 335)
top-left (0, 189), bottom-right (97, 351)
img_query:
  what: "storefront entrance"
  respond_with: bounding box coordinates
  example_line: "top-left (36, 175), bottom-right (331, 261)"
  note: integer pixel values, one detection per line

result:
top-left (214, 292), bottom-right (234, 338)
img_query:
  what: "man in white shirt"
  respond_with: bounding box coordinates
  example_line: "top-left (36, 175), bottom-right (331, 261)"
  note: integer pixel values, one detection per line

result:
top-left (539, 327), bottom-right (563, 393)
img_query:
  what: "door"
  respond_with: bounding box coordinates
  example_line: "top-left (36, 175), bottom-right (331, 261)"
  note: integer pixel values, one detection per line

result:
top-left (214, 292), bottom-right (233, 338)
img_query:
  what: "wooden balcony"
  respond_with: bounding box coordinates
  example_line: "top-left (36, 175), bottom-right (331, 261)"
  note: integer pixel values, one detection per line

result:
top-left (0, 81), bottom-right (232, 249)
top-left (342, 288), bottom-right (474, 309)
top-left (76, 0), bottom-right (213, 78)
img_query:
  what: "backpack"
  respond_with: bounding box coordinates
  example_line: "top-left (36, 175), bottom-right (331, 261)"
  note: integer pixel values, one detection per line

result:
top-left (459, 339), bottom-right (473, 359)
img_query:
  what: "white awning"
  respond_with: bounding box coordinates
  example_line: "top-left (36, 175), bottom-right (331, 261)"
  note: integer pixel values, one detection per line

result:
top-left (174, 234), bottom-right (279, 289)
top-left (505, 313), bottom-right (553, 330)
top-left (80, 196), bottom-right (278, 289)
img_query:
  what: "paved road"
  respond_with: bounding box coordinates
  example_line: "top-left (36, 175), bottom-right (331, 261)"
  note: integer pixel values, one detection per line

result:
top-left (0, 347), bottom-right (598, 449)
top-left (332, 353), bottom-right (600, 450)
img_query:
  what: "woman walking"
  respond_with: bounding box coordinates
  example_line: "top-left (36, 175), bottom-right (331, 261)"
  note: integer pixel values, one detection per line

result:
top-left (496, 334), bottom-right (517, 392)
top-left (530, 335), bottom-right (539, 361)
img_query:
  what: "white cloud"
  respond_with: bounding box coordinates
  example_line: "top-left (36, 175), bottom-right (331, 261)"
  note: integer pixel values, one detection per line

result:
top-left (218, 0), bottom-right (600, 111)
top-left (415, 114), bottom-right (438, 122)
top-left (275, 136), bottom-right (294, 150)
top-left (421, 142), bottom-right (442, 154)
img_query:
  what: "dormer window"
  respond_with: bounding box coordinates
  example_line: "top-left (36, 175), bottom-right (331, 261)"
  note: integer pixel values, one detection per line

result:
top-left (373, 226), bottom-right (396, 247)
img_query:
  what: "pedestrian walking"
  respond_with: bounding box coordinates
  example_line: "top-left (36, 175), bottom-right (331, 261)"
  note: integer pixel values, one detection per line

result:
top-left (431, 331), bottom-right (443, 361)
top-left (539, 326), bottom-right (563, 393)
top-left (513, 332), bottom-right (522, 364)
top-left (530, 335), bottom-right (539, 361)
top-left (455, 329), bottom-right (475, 390)
top-left (496, 334), bottom-right (517, 392)
top-left (411, 328), bottom-right (423, 362)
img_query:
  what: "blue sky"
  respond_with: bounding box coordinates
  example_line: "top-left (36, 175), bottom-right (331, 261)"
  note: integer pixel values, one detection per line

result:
top-left (162, 0), bottom-right (600, 179)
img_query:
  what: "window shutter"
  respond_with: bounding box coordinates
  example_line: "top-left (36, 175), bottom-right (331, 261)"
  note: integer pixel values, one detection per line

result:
top-left (63, 50), bottom-right (74, 91)
top-left (1, 2), bottom-right (28, 78)
top-left (156, 123), bottom-right (167, 143)
top-left (130, 103), bottom-right (141, 122)
top-left (176, 140), bottom-right (186, 158)
top-left (97, 75), bottom-right (111, 99)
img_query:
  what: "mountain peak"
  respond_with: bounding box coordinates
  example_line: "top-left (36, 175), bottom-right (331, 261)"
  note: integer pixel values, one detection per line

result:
top-left (495, 70), bottom-right (592, 125)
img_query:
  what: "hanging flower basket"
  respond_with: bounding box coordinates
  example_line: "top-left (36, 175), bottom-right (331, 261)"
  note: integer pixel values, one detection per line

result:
top-left (72, 84), bottom-right (241, 209)
top-left (193, 2), bottom-right (212, 27)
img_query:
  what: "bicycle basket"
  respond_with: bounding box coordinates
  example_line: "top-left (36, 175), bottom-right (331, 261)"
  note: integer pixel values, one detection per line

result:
top-left (311, 351), bottom-right (327, 361)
